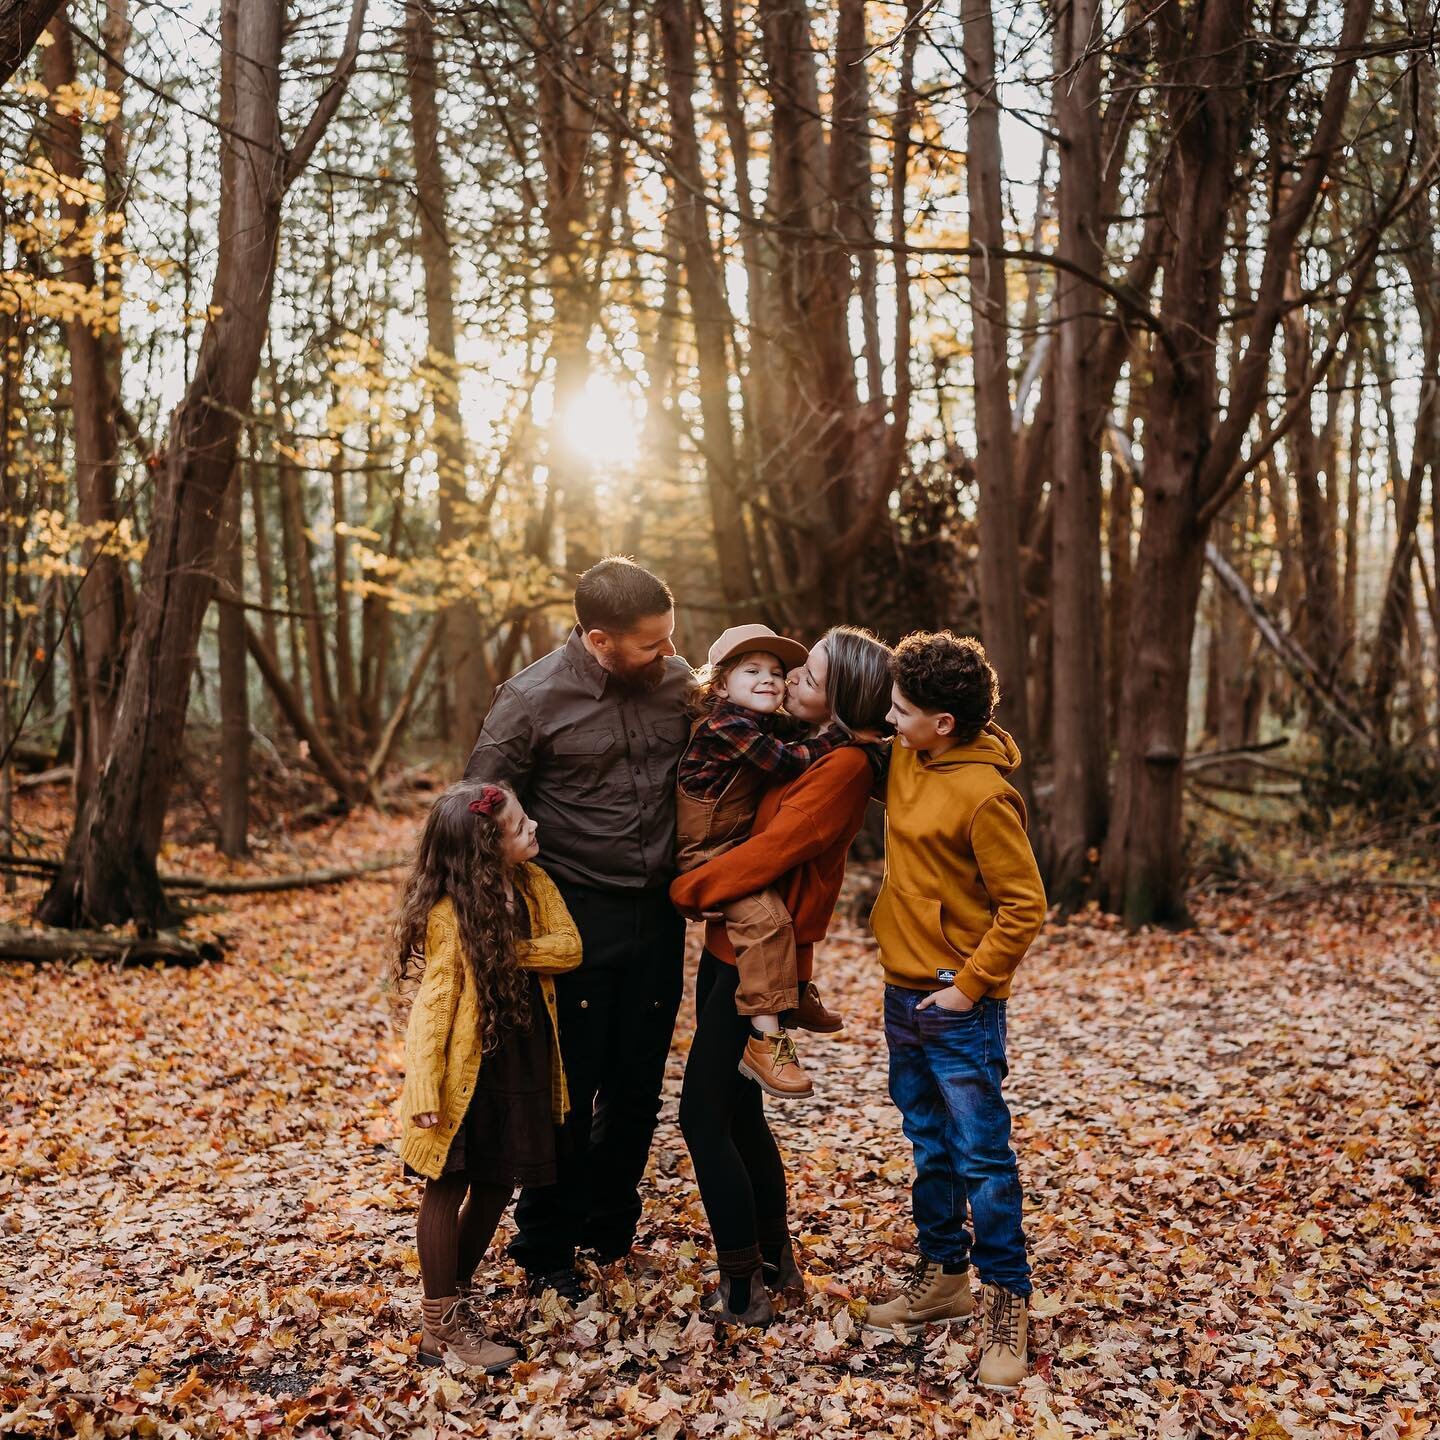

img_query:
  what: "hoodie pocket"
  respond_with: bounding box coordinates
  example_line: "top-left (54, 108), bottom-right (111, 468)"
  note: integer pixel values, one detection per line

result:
top-left (871, 884), bottom-right (986, 975)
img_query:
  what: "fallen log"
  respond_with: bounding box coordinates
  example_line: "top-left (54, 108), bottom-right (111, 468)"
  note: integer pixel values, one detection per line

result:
top-left (162, 855), bottom-right (407, 894)
top-left (1183, 737), bottom-right (1290, 770)
top-left (0, 926), bottom-right (223, 966)
top-left (0, 853), bottom-right (407, 893)
top-left (18, 765), bottom-right (74, 789)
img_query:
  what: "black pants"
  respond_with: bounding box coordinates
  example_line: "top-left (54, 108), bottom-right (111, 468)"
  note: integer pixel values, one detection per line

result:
top-left (509, 881), bottom-right (685, 1275)
top-left (678, 951), bottom-right (789, 1255)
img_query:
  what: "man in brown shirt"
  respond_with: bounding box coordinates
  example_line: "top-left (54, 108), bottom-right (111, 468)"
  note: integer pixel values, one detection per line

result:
top-left (464, 558), bottom-right (692, 1298)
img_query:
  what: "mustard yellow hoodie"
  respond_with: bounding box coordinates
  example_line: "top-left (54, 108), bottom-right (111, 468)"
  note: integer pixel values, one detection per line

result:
top-left (871, 723), bottom-right (1047, 998)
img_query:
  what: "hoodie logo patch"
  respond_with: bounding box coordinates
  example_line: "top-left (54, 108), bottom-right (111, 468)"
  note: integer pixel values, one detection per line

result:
top-left (935, 968), bottom-right (957, 984)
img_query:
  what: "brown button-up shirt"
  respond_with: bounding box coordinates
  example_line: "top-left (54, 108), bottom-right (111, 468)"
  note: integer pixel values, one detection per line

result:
top-left (463, 626), bottom-right (694, 890)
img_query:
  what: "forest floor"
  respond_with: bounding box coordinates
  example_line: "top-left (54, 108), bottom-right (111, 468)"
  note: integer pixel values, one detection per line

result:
top-left (1, 790), bottom-right (1437, 1439)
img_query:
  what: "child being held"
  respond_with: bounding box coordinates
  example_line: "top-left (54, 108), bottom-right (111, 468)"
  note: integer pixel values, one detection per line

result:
top-left (676, 623), bottom-right (848, 1099)
top-left (394, 779), bottom-right (581, 1373)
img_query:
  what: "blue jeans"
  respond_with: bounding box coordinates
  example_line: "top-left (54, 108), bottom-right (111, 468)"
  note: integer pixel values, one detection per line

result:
top-left (884, 985), bottom-right (1031, 1296)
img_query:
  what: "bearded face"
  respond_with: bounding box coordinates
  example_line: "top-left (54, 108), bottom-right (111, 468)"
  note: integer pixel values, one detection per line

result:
top-left (589, 610), bottom-right (676, 691)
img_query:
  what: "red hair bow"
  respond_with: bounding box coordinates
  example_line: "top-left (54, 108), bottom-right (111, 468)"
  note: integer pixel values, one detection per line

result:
top-left (468, 785), bottom-right (506, 816)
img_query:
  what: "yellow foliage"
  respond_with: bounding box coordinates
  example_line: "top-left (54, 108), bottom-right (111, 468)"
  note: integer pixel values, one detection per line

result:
top-left (49, 83), bottom-right (123, 124)
top-left (10, 511), bottom-right (147, 575)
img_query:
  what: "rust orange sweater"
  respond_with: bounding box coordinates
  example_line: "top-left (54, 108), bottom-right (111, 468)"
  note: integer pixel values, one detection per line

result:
top-left (668, 746), bottom-right (873, 979)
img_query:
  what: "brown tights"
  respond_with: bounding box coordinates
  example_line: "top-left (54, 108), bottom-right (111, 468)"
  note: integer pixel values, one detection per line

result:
top-left (416, 1173), bottom-right (512, 1299)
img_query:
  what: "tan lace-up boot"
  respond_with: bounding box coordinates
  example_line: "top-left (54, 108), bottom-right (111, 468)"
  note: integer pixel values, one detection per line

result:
top-left (738, 1031), bottom-right (814, 1098)
top-left (976, 1285), bottom-right (1029, 1388)
top-left (863, 1256), bottom-right (974, 1335)
top-left (418, 1295), bottom-right (517, 1374)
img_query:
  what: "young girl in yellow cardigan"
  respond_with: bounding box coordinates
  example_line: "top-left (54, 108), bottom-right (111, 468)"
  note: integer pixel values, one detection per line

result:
top-left (394, 779), bottom-right (581, 1374)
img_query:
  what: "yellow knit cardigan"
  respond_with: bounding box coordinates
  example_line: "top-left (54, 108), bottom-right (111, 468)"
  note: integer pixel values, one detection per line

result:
top-left (397, 865), bottom-right (581, 1179)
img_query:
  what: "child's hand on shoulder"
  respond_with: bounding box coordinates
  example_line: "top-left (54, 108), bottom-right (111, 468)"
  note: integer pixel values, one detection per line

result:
top-left (414, 1112), bottom-right (439, 1129)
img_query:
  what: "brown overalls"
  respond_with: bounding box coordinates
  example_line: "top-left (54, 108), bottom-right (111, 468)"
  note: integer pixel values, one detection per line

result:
top-left (675, 762), bottom-right (798, 1017)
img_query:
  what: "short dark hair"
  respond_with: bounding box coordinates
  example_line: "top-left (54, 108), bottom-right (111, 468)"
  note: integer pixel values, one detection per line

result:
top-left (892, 631), bottom-right (998, 742)
top-left (574, 557), bottom-right (673, 634)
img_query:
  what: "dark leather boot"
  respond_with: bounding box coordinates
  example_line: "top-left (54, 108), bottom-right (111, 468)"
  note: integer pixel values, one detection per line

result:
top-left (763, 1236), bottom-right (806, 1300)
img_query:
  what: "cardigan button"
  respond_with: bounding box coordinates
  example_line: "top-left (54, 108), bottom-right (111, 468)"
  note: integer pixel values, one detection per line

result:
top-left (580, 999), bottom-right (589, 1009)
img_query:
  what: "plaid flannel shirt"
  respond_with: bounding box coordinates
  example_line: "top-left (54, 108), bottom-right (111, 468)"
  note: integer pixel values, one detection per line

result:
top-left (678, 701), bottom-right (843, 801)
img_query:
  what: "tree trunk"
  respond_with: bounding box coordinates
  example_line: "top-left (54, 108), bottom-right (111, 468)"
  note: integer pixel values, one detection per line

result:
top-left (757, 0), bottom-right (867, 626)
top-left (359, 436), bottom-right (401, 748)
top-left (832, 0), bottom-right (883, 399)
top-left (657, 0), bottom-right (755, 615)
top-left (1103, 0), bottom-right (1373, 925)
top-left (330, 433), bottom-right (357, 740)
top-left (1342, 341), bottom-right (1365, 671)
top-left (1102, 0), bottom-right (1247, 927)
top-left (0, 0), bottom-right (63, 88)
top-left (37, 0), bottom-right (367, 929)
top-left (403, 0), bottom-right (488, 746)
top-left (217, 470), bottom-right (249, 856)
top-left (1282, 258), bottom-right (1343, 671)
top-left (278, 456), bottom-right (336, 738)
top-left (275, 441), bottom-right (305, 696)
top-left (1105, 390), bottom-right (1139, 748)
top-left (534, 0), bottom-right (601, 575)
top-left (1048, 0), bottom-right (1107, 905)
top-left (960, 0), bottom-right (1031, 777)
top-left (1212, 499), bottom-right (1251, 748)
top-left (1365, 323), bottom-right (1438, 732)
top-left (42, 13), bottom-right (127, 808)
top-left (247, 453), bottom-right (279, 730)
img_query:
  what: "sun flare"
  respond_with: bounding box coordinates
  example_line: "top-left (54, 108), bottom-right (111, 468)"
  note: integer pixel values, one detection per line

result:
top-left (559, 374), bottom-right (643, 469)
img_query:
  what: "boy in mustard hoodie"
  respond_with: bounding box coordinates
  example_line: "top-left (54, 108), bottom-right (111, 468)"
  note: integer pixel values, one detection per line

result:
top-left (863, 632), bottom-right (1046, 1390)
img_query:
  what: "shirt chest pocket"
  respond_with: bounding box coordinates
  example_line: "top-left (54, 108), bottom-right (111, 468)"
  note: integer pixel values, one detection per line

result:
top-left (550, 726), bottom-right (620, 793)
top-left (647, 718), bottom-right (689, 754)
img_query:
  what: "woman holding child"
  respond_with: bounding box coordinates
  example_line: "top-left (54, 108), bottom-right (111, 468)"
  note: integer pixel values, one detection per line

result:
top-left (672, 623), bottom-right (1046, 1391)
top-left (671, 624), bottom-right (894, 1326)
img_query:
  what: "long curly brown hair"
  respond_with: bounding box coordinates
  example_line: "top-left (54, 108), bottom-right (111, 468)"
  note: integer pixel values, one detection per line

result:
top-left (392, 779), bottom-right (533, 1051)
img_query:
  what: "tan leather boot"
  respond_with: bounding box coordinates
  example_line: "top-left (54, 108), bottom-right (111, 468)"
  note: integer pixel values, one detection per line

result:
top-left (791, 982), bottom-right (845, 1034)
top-left (863, 1256), bottom-right (974, 1335)
top-left (705, 1267), bottom-right (775, 1327)
top-left (738, 1032), bottom-right (814, 1098)
top-left (976, 1285), bottom-right (1029, 1389)
top-left (418, 1295), bottom-right (517, 1374)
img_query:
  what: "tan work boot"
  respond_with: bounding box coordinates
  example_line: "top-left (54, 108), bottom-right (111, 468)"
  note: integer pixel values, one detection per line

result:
top-left (791, 981), bottom-right (845, 1034)
top-left (976, 1285), bottom-right (1029, 1389)
top-left (418, 1295), bottom-right (517, 1374)
top-left (863, 1256), bottom-right (974, 1335)
top-left (738, 1031), bottom-right (814, 1099)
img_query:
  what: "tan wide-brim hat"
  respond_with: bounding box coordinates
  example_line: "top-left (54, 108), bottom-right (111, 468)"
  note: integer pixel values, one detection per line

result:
top-left (707, 623), bottom-right (809, 674)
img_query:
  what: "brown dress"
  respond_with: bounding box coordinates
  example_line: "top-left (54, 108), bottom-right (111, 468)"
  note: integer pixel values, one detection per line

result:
top-left (408, 908), bottom-right (558, 1188)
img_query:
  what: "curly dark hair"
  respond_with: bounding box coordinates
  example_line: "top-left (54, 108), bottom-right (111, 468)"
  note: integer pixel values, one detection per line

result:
top-left (892, 631), bottom-right (999, 743)
top-left (392, 779), bottom-right (532, 1051)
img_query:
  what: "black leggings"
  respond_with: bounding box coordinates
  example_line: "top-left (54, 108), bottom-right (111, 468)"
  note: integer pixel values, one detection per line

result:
top-left (678, 951), bottom-right (789, 1258)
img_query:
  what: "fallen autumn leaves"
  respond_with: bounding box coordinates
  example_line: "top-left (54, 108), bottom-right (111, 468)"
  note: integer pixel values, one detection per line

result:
top-left (1, 805), bottom-right (1436, 1438)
